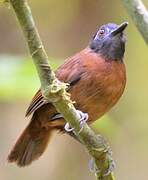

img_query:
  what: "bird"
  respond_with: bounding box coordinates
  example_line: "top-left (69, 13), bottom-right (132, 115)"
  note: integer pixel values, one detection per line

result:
top-left (8, 22), bottom-right (128, 167)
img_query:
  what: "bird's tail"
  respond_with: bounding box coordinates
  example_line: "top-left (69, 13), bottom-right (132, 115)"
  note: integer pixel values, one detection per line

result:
top-left (8, 116), bottom-right (52, 167)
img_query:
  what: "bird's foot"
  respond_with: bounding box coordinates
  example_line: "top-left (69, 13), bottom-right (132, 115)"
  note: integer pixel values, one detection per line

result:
top-left (64, 110), bottom-right (88, 133)
top-left (77, 110), bottom-right (88, 133)
top-left (64, 123), bottom-right (74, 132)
top-left (89, 136), bottom-right (115, 176)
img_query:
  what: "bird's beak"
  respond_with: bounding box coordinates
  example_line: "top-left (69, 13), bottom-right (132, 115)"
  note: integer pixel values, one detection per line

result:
top-left (110, 22), bottom-right (128, 36)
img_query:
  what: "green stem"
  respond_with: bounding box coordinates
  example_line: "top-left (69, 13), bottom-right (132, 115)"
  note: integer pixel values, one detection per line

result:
top-left (8, 0), bottom-right (115, 179)
top-left (122, 0), bottom-right (148, 44)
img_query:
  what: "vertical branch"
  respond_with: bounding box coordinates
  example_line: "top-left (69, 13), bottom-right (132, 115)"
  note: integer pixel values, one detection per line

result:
top-left (7, 0), bottom-right (115, 179)
top-left (122, 0), bottom-right (148, 44)
top-left (8, 0), bottom-right (55, 88)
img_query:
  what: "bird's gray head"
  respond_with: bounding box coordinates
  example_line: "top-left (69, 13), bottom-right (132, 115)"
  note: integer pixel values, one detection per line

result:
top-left (89, 22), bottom-right (128, 61)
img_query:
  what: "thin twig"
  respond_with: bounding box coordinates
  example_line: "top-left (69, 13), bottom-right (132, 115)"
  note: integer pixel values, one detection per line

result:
top-left (7, 0), bottom-right (115, 179)
top-left (122, 0), bottom-right (148, 44)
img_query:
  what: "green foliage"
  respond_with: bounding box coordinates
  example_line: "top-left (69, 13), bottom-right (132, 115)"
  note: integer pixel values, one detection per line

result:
top-left (0, 56), bottom-right (62, 100)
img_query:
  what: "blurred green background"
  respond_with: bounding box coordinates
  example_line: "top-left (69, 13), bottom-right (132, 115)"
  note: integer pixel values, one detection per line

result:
top-left (0, 0), bottom-right (148, 180)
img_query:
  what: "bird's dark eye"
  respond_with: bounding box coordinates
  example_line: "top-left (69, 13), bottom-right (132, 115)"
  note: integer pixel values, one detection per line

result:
top-left (98, 29), bottom-right (105, 36)
top-left (97, 29), bottom-right (105, 39)
top-left (93, 28), bottom-right (105, 40)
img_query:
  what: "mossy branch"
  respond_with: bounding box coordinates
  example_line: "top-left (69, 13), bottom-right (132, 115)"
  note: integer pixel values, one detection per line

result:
top-left (7, 0), bottom-right (115, 179)
top-left (122, 0), bottom-right (148, 45)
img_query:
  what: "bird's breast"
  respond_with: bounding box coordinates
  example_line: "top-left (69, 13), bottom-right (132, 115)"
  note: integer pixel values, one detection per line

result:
top-left (70, 55), bottom-right (126, 122)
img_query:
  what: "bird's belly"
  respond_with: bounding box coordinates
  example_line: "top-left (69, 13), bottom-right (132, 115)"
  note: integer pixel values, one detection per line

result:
top-left (70, 75), bottom-right (126, 122)
top-left (83, 88), bottom-right (123, 122)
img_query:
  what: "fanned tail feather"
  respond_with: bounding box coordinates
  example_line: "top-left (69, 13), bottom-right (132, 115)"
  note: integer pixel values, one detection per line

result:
top-left (8, 118), bottom-right (52, 167)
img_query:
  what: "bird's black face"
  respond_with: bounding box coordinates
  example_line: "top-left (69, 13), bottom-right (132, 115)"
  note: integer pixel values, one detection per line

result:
top-left (89, 22), bottom-right (128, 61)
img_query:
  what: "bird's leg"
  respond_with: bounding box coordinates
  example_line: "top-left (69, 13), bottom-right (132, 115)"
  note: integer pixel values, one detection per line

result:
top-left (64, 110), bottom-right (88, 133)
top-left (88, 135), bottom-right (115, 176)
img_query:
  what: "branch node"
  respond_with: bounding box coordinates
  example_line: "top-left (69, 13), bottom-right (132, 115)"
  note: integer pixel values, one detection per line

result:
top-left (31, 45), bottom-right (42, 57)
top-left (42, 79), bottom-right (71, 103)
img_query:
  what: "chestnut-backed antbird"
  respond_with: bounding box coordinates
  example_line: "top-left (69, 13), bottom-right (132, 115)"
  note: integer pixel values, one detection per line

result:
top-left (8, 22), bottom-right (128, 167)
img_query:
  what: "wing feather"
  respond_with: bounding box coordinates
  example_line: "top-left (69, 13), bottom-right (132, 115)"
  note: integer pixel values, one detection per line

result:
top-left (25, 49), bottom-right (86, 117)
top-left (25, 90), bottom-right (46, 117)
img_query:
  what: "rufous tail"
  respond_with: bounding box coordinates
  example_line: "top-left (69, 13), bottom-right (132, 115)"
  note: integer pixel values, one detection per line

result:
top-left (8, 116), bottom-right (52, 167)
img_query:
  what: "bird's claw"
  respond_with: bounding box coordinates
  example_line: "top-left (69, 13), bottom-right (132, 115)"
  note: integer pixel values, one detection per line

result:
top-left (64, 122), bottom-right (74, 132)
top-left (77, 110), bottom-right (88, 134)
top-left (64, 110), bottom-right (88, 133)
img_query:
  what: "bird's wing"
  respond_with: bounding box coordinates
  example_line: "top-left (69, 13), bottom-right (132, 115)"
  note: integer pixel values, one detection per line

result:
top-left (25, 89), bottom-right (46, 117)
top-left (25, 53), bottom-right (85, 117)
